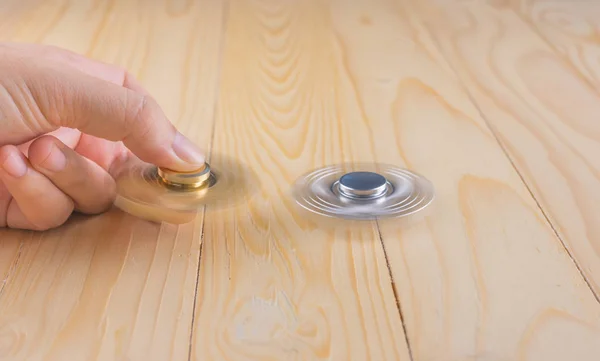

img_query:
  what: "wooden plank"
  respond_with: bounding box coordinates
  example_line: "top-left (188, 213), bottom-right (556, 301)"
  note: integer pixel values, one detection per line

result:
top-left (0, 1), bottom-right (225, 360)
top-left (0, 230), bottom-right (26, 297)
top-left (2, 1), bottom-right (599, 360)
top-left (403, 0), bottom-right (600, 299)
top-left (189, 0), bottom-right (411, 360)
top-left (0, 0), bottom-right (64, 43)
top-left (328, 0), bottom-right (600, 360)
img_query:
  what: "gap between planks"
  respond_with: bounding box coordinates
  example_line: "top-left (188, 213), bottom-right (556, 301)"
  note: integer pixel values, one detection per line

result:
top-left (187, 208), bottom-right (207, 361)
top-left (186, 1), bottom-right (231, 360)
top-left (376, 219), bottom-right (415, 361)
top-left (0, 239), bottom-right (25, 299)
top-left (405, 0), bottom-right (600, 306)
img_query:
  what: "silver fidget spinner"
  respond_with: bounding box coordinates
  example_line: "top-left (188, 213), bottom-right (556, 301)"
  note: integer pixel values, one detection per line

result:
top-left (291, 163), bottom-right (435, 220)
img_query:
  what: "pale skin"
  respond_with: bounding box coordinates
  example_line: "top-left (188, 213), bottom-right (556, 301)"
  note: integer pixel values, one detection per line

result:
top-left (0, 42), bottom-right (206, 231)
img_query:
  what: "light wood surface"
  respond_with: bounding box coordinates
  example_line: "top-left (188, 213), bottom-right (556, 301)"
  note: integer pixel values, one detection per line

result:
top-left (1, 1), bottom-right (600, 361)
top-left (407, 0), bottom-right (600, 298)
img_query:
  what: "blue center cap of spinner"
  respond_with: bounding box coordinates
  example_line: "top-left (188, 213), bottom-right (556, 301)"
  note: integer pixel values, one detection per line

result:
top-left (338, 171), bottom-right (388, 199)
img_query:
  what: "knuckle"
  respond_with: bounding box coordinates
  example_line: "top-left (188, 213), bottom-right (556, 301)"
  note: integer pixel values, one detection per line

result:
top-left (0, 63), bottom-right (58, 133)
top-left (123, 92), bottom-right (154, 141)
top-left (125, 93), bottom-right (147, 129)
top-left (24, 68), bottom-right (73, 128)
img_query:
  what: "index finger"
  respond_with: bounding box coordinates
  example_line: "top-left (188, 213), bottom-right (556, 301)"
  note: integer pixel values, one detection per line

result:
top-left (18, 56), bottom-right (206, 172)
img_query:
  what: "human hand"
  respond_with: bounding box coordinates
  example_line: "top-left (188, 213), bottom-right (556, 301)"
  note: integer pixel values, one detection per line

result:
top-left (0, 42), bottom-right (205, 230)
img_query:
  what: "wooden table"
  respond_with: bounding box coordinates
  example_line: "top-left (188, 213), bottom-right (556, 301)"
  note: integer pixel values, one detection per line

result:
top-left (1, 0), bottom-right (600, 360)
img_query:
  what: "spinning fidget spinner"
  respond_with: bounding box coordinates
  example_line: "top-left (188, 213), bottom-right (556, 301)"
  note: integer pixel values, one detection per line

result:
top-left (113, 156), bottom-right (255, 224)
top-left (291, 163), bottom-right (435, 220)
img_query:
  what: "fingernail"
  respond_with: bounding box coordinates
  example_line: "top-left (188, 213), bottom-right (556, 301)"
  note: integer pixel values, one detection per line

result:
top-left (2, 153), bottom-right (27, 178)
top-left (39, 143), bottom-right (67, 172)
top-left (172, 132), bottom-right (205, 166)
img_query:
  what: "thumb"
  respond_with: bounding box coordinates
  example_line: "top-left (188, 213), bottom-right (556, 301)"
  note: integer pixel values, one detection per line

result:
top-left (20, 59), bottom-right (206, 172)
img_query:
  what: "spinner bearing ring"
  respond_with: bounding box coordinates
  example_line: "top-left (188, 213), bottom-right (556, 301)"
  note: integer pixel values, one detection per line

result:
top-left (292, 163), bottom-right (434, 220)
top-left (156, 163), bottom-right (212, 189)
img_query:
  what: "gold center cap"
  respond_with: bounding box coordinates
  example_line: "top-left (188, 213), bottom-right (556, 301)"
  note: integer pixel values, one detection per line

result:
top-left (157, 163), bottom-right (211, 189)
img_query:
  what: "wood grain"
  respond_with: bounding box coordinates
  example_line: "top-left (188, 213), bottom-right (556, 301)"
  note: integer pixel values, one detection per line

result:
top-left (329, 0), bottom-right (600, 360)
top-left (189, 0), bottom-right (411, 360)
top-left (0, 0), bottom-right (600, 360)
top-left (0, 1), bottom-right (224, 360)
top-left (0, 230), bottom-right (25, 298)
top-left (404, 0), bottom-right (600, 301)
top-left (510, 0), bottom-right (600, 88)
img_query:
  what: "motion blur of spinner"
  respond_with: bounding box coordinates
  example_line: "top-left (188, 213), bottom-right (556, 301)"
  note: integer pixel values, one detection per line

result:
top-left (112, 153), bottom-right (258, 223)
top-left (292, 162), bottom-right (435, 221)
top-left (112, 156), bottom-right (435, 225)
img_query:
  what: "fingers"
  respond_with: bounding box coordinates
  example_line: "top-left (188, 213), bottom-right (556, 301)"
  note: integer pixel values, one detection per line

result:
top-left (28, 135), bottom-right (117, 215)
top-left (17, 57), bottom-right (205, 172)
top-left (0, 135), bottom-right (121, 230)
top-left (73, 133), bottom-right (129, 172)
top-left (0, 145), bottom-right (74, 231)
